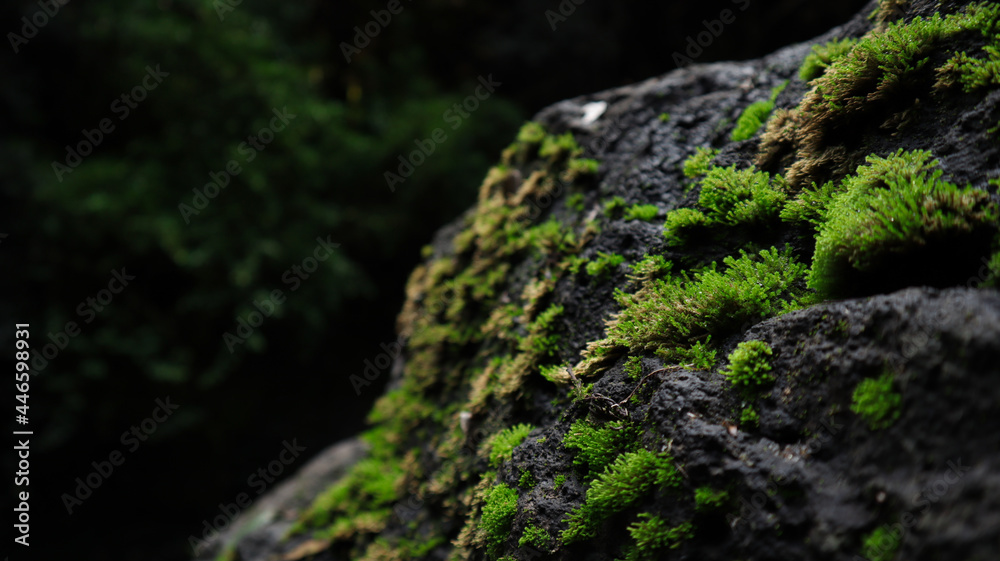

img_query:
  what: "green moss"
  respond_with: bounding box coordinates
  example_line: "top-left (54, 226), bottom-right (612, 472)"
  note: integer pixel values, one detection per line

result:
top-left (799, 38), bottom-right (859, 82)
top-left (628, 254), bottom-right (672, 281)
top-left (660, 339), bottom-right (716, 370)
top-left (780, 180), bottom-right (838, 228)
top-left (682, 147), bottom-right (720, 179)
top-left (489, 424), bottom-right (535, 468)
top-left (518, 524), bottom-right (552, 549)
top-left (480, 483), bottom-right (519, 556)
top-left (625, 515), bottom-right (693, 560)
top-left (730, 82), bottom-right (787, 142)
top-left (563, 419), bottom-right (635, 476)
top-left (815, 4), bottom-right (999, 116)
top-left (861, 526), bottom-right (901, 561)
top-left (554, 475), bottom-right (567, 489)
top-left (623, 355), bottom-right (644, 381)
top-left (604, 195), bottom-right (628, 218)
top-left (540, 132), bottom-right (583, 160)
top-left (807, 149), bottom-right (999, 298)
top-left (539, 363), bottom-right (569, 384)
top-left (694, 487), bottom-right (729, 511)
top-left (723, 340), bottom-right (775, 390)
top-left (739, 406), bottom-right (760, 427)
top-left (518, 303), bottom-right (565, 356)
top-left (517, 122), bottom-right (547, 144)
top-left (624, 203), bottom-right (660, 221)
top-left (565, 158), bottom-right (600, 181)
top-left (594, 246), bottom-right (806, 358)
top-left (663, 165), bottom-right (786, 247)
top-left (561, 450), bottom-right (681, 543)
top-left (566, 192), bottom-right (586, 212)
top-left (851, 372), bottom-right (902, 430)
top-left (586, 252), bottom-right (626, 277)
top-left (518, 469), bottom-right (536, 489)
top-left (658, 112), bottom-right (671, 122)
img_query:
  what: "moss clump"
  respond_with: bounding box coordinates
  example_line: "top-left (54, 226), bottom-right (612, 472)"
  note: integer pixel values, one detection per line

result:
top-left (566, 192), bottom-right (585, 211)
top-left (694, 487), bottom-right (729, 511)
top-left (799, 38), bottom-right (859, 82)
top-left (579, 246), bottom-right (805, 370)
top-left (807, 150), bottom-right (1000, 298)
top-left (625, 515), bottom-right (693, 560)
top-left (563, 419), bottom-right (635, 476)
top-left (518, 524), bottom-right (551, 549)
top-left (554, 475), bottom-right (567, 489)
top-left (740, 406), bottom-right (760, 427)
top-left (489, 424), bottom-right (535, 468)
top-left (682, 147), bottom-right (720, 179)
top-left (659, 339), bottom-right (716, 371)
top-left (479, 484), bottom-right (519, 556)
top-left (586, 252), bottom-right (626, 277)
top-left (723, 340), bottom-right (775, 390)
top-left (861, 526), bottom-right (901, 561)
top-left (623, 355), bottom-right (644, 381)
top-left (540, 132), bottom-right (583, 161)
top-left (624, 203), bottom-right (660, 221)
top-left (561, 450), bottom-right (681, 543)
top-left (663, 165), bottom-right (786, 247)
top-left (851, 373), bottom-right (902, 430)
top-left (730, 82), bottom-right (788, 142)
top-left (517, 122), bottom-right (547, 144)
top-left (518, 469), bottom-right (536, 489)
top-left (780, 180), bottom-right (838, 229)
top-left (658, 112), bottom-right (671, 122)
top-left (604, 195), bottom-right (628, 218)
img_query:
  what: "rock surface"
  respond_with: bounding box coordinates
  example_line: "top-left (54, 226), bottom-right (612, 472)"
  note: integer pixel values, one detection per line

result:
top-left (200, 1), bottom-right (1000, 560)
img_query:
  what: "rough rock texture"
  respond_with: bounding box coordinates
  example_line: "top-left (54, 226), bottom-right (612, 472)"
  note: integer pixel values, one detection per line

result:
top-left (201, 1), bottom-right (1000, 560)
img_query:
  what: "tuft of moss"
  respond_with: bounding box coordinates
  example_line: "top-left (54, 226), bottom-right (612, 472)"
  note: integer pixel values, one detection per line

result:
top-left (663, 165), bottom-right (786, 247)
top-left (623, 355), bottom-right (644, 381)
top-left (518, 524), bottom-right (551, 549)
top-left (807, 149), bottom-right (1000, 298)
top-left (489, 424), bottom-right (535, 468)
top-left (625, 515), bottom-right (693, 560)
top-left (518, 304), bottom-right (564, 357)
top-left (799, 38), bottom-right (859, 82)
top-left (694, 487), bottom-right (729, 511)
top-left (604, 195), bottom-right (628, 218)
top-left (518, 469), bottom-right (536, 489)
top-left (851, 372), bottom-right (902, 430)
top-left (780, 180), bottom-right (838, 228)
top-left (554, 474), bottom-right (567, 490)
top-left (561, 450), bottom-right (681, 544)
top-left (517, 122), bottom-right (547, 144)
top-left (563, 419), bottom-right (635, 476)
top-left (658, 112), bottom-right (671, 122)
top-left (730, 82), bottom-right (788, 142)
top-left (682, 147), bottom-right (720, 179)
top-left (624, 203), bottom-right (660, 222)
top-left (595, 246), bottom-right (806, 357)
top-left (740, 406), bottom-right (760, 428)
top-left (861, 525), bottom-right (901, 561)
top-left (723, 340), bottom-right (775, 390)
top-left (566, 192), bottom-right (586, 212)
top-left (586, 252), bottom-right (626, 277)
top-left (479, 484), bottom-right (519, 556)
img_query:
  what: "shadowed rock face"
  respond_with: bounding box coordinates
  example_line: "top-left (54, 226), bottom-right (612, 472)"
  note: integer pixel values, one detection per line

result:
top-left (199, 1), bottom-right (1000, 560)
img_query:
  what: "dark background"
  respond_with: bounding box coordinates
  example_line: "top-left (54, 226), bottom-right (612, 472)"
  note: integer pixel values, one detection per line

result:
top-left (0, 0), bottom-right (868, 559)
